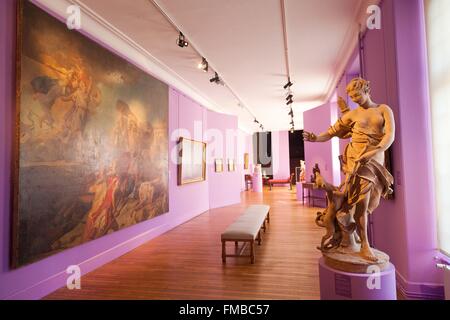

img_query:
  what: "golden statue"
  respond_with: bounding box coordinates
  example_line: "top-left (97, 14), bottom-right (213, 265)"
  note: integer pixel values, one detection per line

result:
top-left (303, 78), bottom-right (395, 272)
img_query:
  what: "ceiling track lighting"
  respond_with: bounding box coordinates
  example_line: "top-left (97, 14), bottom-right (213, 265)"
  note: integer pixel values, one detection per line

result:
top-left (285, 94), bottom-right (293, 101)
top-left (283, 78), bottom-right (293, 90)
top-left (177, 32), bottom-right (189, 48)
top-left (286, 99), bottom-right (293, 106)
top-left (288, 109), bottom-right (294, 117)
top-left (210, 72), bottom-right (221, 84)
top-left (198, 57), bottom-right (208, 73)
top-left (151, 0), bottom-right (260, 131)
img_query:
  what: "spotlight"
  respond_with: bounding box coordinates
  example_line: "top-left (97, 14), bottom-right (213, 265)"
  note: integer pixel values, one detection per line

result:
top-left (286, 94), bottom-right (293, 101)
top-left (210, 72), bottom-right (220, 84)
top-left (283, 79), bottom-right (293, 90)
top-left (290, 120), bottom-right (294, 126)
top-left (177, 32), bottom-right (188, 48)
top-left (198, 57), bottom-right (208, 72)
top-left (254, 118), bottom-right (259, 124)
top-left (290, 127), bottom-right (295, 133)
top-left (288, 109), bottom-right (294, 117)
top-left (286, 99), bottom-right (293, 105)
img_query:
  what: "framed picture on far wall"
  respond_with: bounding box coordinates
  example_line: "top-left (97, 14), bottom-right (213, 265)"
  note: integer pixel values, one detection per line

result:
top-left (215, 159), bottom-right (223, 173)
top-left (177, 137), bottom-right (206, 185)
top-left (228, 159), bottom-right (236, 172)
top-left (244, 153), bottom-right (249, 170)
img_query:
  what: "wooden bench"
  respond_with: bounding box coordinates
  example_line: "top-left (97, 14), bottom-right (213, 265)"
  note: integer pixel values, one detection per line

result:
top-left (221, 205), bottom-right (270, 264)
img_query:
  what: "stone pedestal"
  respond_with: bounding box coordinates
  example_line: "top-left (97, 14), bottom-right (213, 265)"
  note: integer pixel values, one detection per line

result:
top-left (296, 183), bottom-right (303, 201)
top-left (319, 257), bottom-right (397, 300)
top-left (252, 172), bottom-right (263, 193)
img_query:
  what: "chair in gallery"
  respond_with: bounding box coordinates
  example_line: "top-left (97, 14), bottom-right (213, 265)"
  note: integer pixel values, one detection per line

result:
top-left (244, 174), bottom-right (253, 191)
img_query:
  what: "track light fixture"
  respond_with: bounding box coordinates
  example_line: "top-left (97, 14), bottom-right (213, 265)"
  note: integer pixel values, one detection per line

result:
top-left (288, 108), bottom-right (294, 117)
top-left (177, 32), bottom-right (188, 48)
top-left (290, 120), bottom-right (294, 126)
top-left (283, 78), bottom-right (293, 90)
top-left (286, 99), bottom-right (293, 106)
top-left (285, 94), bottom-right (293, 101)
top-left (290, 127), bottom-right (295, 133)
top-left (198, 57), bottom-right (208, 72)
top-left (254, 118), bottom-right (259, 124)
top-left (210, 72), bottom-right (220, 84)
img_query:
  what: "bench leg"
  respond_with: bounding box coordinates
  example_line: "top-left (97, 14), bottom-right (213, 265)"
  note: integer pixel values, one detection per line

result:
top-left (257, 231), bottom-right (262, 245)
top-left (267, 211), bottom-right (270, 224)
top-left (262, 220), bottom-right (266, 233)
top-left (222, 240), bottom-right (226, 263)
top-left (250, 240), bottom-right (255, 264)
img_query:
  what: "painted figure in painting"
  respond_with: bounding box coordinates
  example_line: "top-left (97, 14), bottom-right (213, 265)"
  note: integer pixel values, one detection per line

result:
top-left (303, 78), bottom-right (395, 264)
top-left (14, 1), bottom-right (169, 267)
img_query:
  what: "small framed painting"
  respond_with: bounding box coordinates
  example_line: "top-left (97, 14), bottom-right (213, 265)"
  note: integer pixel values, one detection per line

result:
top-left (244, 153), bottom-right (249, 170)
top-left (215, 159), bottom-right (224, 173)
top-left (177, 137), bottom-right (207, 185)
top-left (228, 159), bottom-right (236, 172)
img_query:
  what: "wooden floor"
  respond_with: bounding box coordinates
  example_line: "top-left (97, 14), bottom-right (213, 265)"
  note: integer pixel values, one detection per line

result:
top-left (45, 186), bottom-right (324, 300)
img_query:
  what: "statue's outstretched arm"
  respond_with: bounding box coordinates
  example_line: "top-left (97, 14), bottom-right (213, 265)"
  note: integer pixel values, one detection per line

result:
top-left (303, 130), bottom-right (333, 143)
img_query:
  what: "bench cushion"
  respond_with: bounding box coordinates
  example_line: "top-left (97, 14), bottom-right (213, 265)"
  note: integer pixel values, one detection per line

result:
top-left (269, 179), bottom-right (290, 184)
top-left (221, 205), bottom-right (270, 240)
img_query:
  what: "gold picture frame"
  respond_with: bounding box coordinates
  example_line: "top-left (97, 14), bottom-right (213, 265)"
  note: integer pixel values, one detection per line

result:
top-left (228, 159), bottom-right (236, 172)
top-left (177, 137), bottom-right (206, 185)
top-left (244, 153), bottom-right (249, 170)
top-left (12, 0), bottom-right (170, 268)
top-left (215, 159), bottom-right (224, 173)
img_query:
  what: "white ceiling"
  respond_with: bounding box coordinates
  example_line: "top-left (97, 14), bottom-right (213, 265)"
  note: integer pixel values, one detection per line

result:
top-left (67, 0), bottom-right (378, 132)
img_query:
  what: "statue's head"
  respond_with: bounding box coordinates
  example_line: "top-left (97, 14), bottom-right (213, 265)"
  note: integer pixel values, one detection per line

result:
top-left (346, 77), bottom-right (371, 105)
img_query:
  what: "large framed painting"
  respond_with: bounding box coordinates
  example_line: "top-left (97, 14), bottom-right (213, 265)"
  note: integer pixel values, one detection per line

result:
top-left (177, 138), bottom-right (206, 185)
top-left (12, 0), bottom-right (169, 268)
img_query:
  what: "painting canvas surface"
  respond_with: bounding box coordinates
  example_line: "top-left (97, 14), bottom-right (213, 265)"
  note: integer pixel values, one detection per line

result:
top-left (228, 159), bottom-right (236, 172)
top-left (215, 159), bottom-right (223, 173)
top-left (13, 1), bottom-right (169, 267)
top-left (178, 138), bottom-right (206, 184)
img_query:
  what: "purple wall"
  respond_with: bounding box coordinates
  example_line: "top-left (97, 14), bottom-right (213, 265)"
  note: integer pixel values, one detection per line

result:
top-left (303, 0), bottom-right (445, 299)
top-left (237, 130), bottom-right (254, 191)
top-left (0, 0), bottom-right (244, 299)
top-left (362, 0), bottom-right (443, 299)
top-left (205, 110), bottom-right (241, 209)
top-left (303, 103), bottom-right (336, 184)
top-left (271, 131), bottom-right (291, 180)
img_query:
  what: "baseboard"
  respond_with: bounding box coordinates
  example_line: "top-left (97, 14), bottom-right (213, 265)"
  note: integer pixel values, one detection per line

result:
top-left (396, 270), bottom-right (445, 300)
